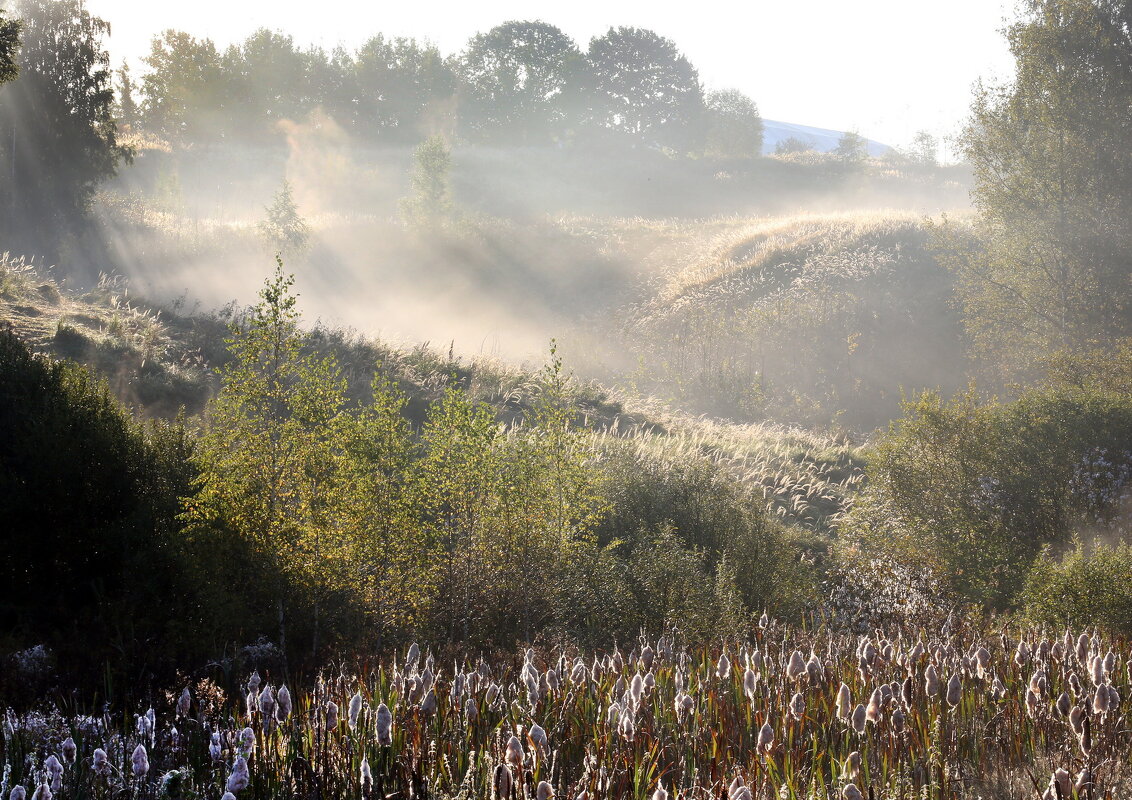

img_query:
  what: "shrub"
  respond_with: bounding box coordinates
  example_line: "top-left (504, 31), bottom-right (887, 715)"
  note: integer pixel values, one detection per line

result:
top-left (1020, 541), bottom-right (1132, 634)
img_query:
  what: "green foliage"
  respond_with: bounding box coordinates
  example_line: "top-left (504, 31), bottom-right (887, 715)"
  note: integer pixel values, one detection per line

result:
top-left (351, 34), bottom-right (455, 141)
top-left (586, 27), bottom-right (705, 152)
top-left (0, 0), bottom-right (130, 251)
top-left (955, 0), bottom-right (1132, 375)
top-left (774, 136), bottom-right (813, 155)
top-left (0, 8), bottom-right (18, 85)
top-left (1021, 541), bottom-right (1132, 634)
top-left (0, 327), bottom-right (199, 693)
top-left (258, 178), bottom-right (310, 256)
top-left (113, 60), bottom-right (138, 128)
top-left (459, 21), bottom-right (585, 144)
top-left (139, 29), bottom-right (227, 144)
top-left (855, 382), bottom-right (1132, 608)
top-left (834, 130), bottom-right (868, 160)
top-left (399, 135), bottom-right (453, 225)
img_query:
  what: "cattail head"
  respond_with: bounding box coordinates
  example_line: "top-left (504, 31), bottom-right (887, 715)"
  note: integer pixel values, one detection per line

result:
top-left (528, 722), bottom-right (548, 754)
top-left (29, 786), bottom-right (49, 800)
top-left (360, 757), bottom-right (373, 792)
top-left (641, 645), bottom-right (655, 671)
top-left (717, 652), bottom-right (731, 680)
top-left (1014, 640), bottom-right (1030, 668)
top-left (805, 652), bottom-right (824, 684)
top-left (1069, 704), bottom-right (1085, 735)
top-left (1055, 691), bottom-right (1071, 717)
top-left (505, 734), bottom-right (523, 767)
top-left (1025, 688), bottom-right (1039, 719)
top-left (945, 673), bottom-right (962, 707)
top-left (92, 748), bottom-right (110, 776)
top-left (836, 683), bottom-right (852, 719)
top-left (1052, 768), bottom-right (1070, 798)
top-left (727, 775), bottom-right (745, 800)
top-left (850, 704), bottom-right (867, 735)
top-left (10, 787), bottom-right (26, 800)
top-left (406, 642), bottom-right (420, 669)
top-left (375, 702), bottom-right (393, 746)
top-left (650, 785), bottom-right (667, 800)
top-left (131, 744), bottom-right (149, 778)
top-left (1075, 768), bottom-right (1093, 795)
top-left (570, 660), bottom-right (587, 685)
top-left (209, 732), bottom-right (223, 762)
top-left (326, 700), bottom-right (339, 729)
top-left (238, 727), bottom-right (256, 758)
top-left (618, 708), bottom-right (635, 741)
top-left (226, 756), bottom-right (249, 794)
top-left (176, 687), bottom-right (191, 718)
top-left (276, 685), bottom-right (292, 722)
top-left (924, 664), bottom-right (939, 698)
top-left (892, 707), bottom-right (906, 732)
top-left (789, 691), bottom-right (805, 720)
top-left (494, 763), bottom-right (512, 800)
top-left (743, 668), bottom-right (758, 701)
top-left (757, 721), bottom-right (774, 753)
top-left (1080, 715), bottom-right (1092, 756)
top-left (866, 688), bottom-right (882, 724)
top-left (61, 737), bottom-right (76, 765)
top-left (247, 671), bottom-right (261, 694)
top-left (1093, 683), bottom-right (1111, 714)
top-left (258, 686), bottom-right (276, 722)
top-left (630, 673), bottom-right (644, 707)
top-left (842, 784), bottom-right (863, 800)
top-left (845, 750), bottom-right (861, 781)
top-left (786, 650), bottom-right (806, 682)
top-left (421, 689), bottom-right (438, 716)
top-left (1090, 654), bottom-right (1106, 686)
top-left (222, 793), bottom-right (237, 800)
top-left (348, 691), bottom-right (364, 730)
top-left (536, 781), bottom-right (555, 800)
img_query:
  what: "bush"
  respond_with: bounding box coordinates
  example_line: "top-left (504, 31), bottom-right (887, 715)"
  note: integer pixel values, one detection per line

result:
top-left (1020, 542), bottom-right (1132, 634)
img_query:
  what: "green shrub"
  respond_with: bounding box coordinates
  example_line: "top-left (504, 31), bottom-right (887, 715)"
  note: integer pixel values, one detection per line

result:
top-left (1020, 542), bottom-right (1132, 634)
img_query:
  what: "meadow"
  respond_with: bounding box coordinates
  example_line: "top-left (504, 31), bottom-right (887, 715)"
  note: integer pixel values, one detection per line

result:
top-left (4, 623), bottom-right (1128, 800)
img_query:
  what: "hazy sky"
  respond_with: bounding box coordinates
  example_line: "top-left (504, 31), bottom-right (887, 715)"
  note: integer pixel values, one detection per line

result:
top-left (82, 0), bottom-right (1017, 152)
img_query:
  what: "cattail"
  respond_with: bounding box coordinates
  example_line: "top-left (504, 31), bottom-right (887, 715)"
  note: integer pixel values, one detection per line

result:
top-left (651, 785), bottom-right (667, 800)
top-left (717, 651), bottom-right (731, 680)
top-left (92, 748), bottom-right (110, 777)
top-left (850, 704), bottom-right (867, 735)
top-left (644, 671), bottom-right (656, 693)
top-left (505, 734), bottom-right (523, 767)
top-left (611, 649), bottom-right (624, 673)
top-left (176, 686), bottom-right (191, 718)
top-left (641, 645), bottom-right (655, 671)
top-left (494, 763), bottom-right (512, 800)
top-left (486, 683), bottom-right (501, 707)
top-left (1025, 687), bottom-right (1039, 718)
top-left (528, 722), bottom-right (548, 757)
top-left (1090, 654), bottom-right (1105, 686)
top-left (1107, 684), bottom-right (1120, 709)
top-left (759, 610), bottom-right (770, 628)
top-left (805, 652), bottom-right (824, 684)
top-left (238, 727), bottom-right (256, 758)
top-left (786, 650), bottom-right (806, 681)
top-left (1080, 715), bottom-right (1092, 756)
top-left (29, 785), bottom-right (48, 800)
top-left (844, 750), bottom-right (861, 781)
top-left (842, 783), bottom-right (863, 800)
top-left (1093, 683), bottom-right (1111, 714)
top-left (1076, 633), bottom-right (1090, 664)
top-left (1069, 705), bottom-right (1085, 735)
top-left (1074, 768), bottom-right (1093, 795)
top-left (258, 686), bottom-right (276, 722)
top-left (422, 667), bottom-right (435, 693)
top-left (276, 685), bottom-right (292, 722)
top-left (743, 668), bottom-right (757, 701)
top-left (375, 702), bottom-right (393, 746)
top-left (1052, 768), bottom-right (1070, 798)
top-left (756, 721), bottom-right (774, 753)
top-left (892, 707), bottom-right (905, 732)
top-left (360, 757), bottom-right (373, 796)
top-left (536, 781), bottom-right (555, 800)
top-left (464, 697), bottom-right (478, 721)
top-left (836, 683), bottom-right (852, 719)
top-left (866, 688), bottom-right (882, 724)
top-left (1029, 669), bottom-right (1047, 697)
top-left (61, 737), bottom-right (76, 765)
top-left (131, 745), bottom-right (149, 779)
top-left (618, 709), bottom-right (635, 741)
top-left (1014, 640), bottom-right (1030, 667)
top-left (545, 668), bottom-right (560, 695)
top-left (247, 671), bottom-right (261, 694)
top-left (606, 701), bottom-right (622, 727)
top-left (226, 756), bottom-right (249, 793)
top-left (222, 794), bottom-right (236, 800)
top-left (924, 664), bottom-right (940, 698)
top-left (10, 787), bottom-right (26, 800)
top-left (727, 776), bottom-right (745, 800)
top-left (325, 700), bottom-right (339, 729)
top-left (630, 673), bottom-right (644, 707)
top-left (901, 675), bottom-right (914, 707)
top-left (44, 757), bottom-right (61, 793)
top-left (1069, 672), bottom-right (1082, 696)
top-left (1055, 691), bottom-right (1071, 716)
top-left (348, 691), bottom-right (363, 730)
top-left (570, 660), bottom-right (587, 685)
top-left (209, 731), bottom-right (223, 761)
top-left (421, 689), bottom-right (437, 716)
top-left (246, 691), bottom-right (257, 717)
top-left (406, 642), bottom-right (420, 669)
top-left (789, 691), bottom-right (805, 720)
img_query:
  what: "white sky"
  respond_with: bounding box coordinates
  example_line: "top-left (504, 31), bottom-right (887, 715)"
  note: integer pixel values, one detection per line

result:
top-left (82, 0), bottom-right (1018, 152)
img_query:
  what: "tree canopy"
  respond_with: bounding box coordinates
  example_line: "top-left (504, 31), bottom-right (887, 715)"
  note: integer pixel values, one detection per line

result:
top-left (0, 8), bottom-right (18, 85)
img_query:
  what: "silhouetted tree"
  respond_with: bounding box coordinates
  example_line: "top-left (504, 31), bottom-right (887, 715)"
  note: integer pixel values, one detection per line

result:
top-left (139, 30), bottom-right (227, 144)
top-left (458, 20), bottom-right (585, 144)
top-left (114, 61), bottom-right (138, 129)
top-left (0, 0), bottom-right (129, 254)
top-left (354, 35), bottom-right (456, 142)
top-left (586, 27), bottom-right (704, 152)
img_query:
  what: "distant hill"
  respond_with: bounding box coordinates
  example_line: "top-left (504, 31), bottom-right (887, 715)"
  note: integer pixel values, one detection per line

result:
top-left (761, 119), bottom-right (891, 157)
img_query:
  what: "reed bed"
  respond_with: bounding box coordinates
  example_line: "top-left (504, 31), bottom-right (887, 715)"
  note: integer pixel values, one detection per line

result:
top-left (5, 622), bottom-right (1129, 800)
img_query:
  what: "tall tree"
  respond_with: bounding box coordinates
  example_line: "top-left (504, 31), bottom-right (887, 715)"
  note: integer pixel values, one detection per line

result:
top-left (139, 30), bottom-right (227, 144)
top-left (0, 0), bottom-right (129, 250)
top-left (953, 0), bottom-right (1132, 371)
top-left (353, 35), bottom-right (456, 141)
top-left (703, 88), bottom-right (763, 158)
top-left (458, 20), bottom-right (585, 144)
top-left (0, 8), bottom-right (18, 85)
top-left (586, 27), bottom-right (704, 152)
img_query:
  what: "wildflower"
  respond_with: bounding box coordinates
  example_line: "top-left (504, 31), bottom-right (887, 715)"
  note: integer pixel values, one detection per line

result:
top-left (756, 721), bottom-right (774, 754)
top-left (177, 686), bottom-right (191, 718)
top-left (61, 738), bottom-right (76, 764)
top-left (226, 756), bottom-right (250, 794)
top-left (375, 703), bottom-right (393, 746)
top-left (132, 744), bottom-right (149, 779)
top-left (348, 691), bottom-right (363, 730)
